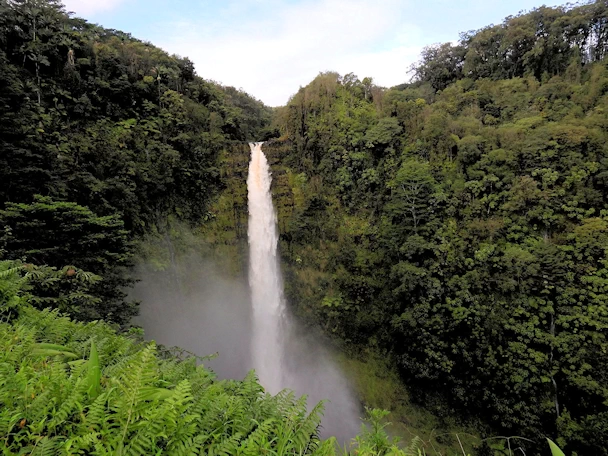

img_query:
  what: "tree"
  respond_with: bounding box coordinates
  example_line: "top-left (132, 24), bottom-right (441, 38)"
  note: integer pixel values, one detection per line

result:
top-left (386, 158), bottom-right (441, 233)
top-left (0, 196), bottom-right (135, 323)
top-left (413, 43), bottom-right (466, 91)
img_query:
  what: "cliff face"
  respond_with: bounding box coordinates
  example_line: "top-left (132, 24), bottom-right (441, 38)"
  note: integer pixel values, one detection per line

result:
top-left (195, 140), bottom-right (294, 271)
top-left (194, 143), bottom-right (249, 276)
top-left (195, 139), bottom-right (332, 332)
top-left (258, 139), bottom-right (346, 333)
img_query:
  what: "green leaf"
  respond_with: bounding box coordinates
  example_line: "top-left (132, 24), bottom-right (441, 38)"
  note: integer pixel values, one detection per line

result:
top-left (87, 339), bottom-right (101, 399)
top-left (31, 343), bottom-right (79, 360)
top-left (139, 387), bottom-right (174, 401)
top-left (547, 438), bottom-right (566, 456)
top-left (33, 343), bottom-right (75, 351)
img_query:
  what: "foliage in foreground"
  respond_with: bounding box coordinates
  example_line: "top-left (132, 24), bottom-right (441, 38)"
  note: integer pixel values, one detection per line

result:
top-left (0, 261), bottom-right (425, 455)
top-left (1, 263), bottom-right (323, 454)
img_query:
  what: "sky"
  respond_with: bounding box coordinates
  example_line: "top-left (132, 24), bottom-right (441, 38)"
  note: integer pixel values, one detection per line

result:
top-left (62, 0), bottom-right (565, 106)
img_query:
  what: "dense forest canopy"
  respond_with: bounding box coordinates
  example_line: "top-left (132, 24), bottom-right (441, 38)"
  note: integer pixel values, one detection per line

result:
top-left (412, 0), bottom-right (608, 91)
top-left (269, 0), bottom-right (608, 454)
top-left (0, 0), bottom-right (271, 324)
top-left (2, 0), bottom-right (608, 454)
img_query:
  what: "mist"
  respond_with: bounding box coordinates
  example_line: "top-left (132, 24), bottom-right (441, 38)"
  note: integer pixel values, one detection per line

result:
top-left (132, 252), bottom-right (362, 444)
top-left (132, 256), bottom-right (252, 379)
top-left (282, 320), bottom-right (363, 441)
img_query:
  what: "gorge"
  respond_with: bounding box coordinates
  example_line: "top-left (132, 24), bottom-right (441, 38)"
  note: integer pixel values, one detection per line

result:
top-left (2, 0), bottom-right (608, 454)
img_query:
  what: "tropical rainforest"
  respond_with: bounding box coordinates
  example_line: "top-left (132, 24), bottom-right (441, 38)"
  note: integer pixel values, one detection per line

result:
top-left (1, 0), bottom-right (608, 454)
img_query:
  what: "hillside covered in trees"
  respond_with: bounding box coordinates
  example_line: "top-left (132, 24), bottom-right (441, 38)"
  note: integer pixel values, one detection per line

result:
top-left (2, 0), bottom-right (608, 454)
top-left (0, 0), bottom-right (271, 324)
top-left (265, 0), bottom-right (608, 454)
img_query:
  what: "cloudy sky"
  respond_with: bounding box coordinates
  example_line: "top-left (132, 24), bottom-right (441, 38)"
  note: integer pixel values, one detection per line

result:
top-left (62, 0), bottom-right (563, 106)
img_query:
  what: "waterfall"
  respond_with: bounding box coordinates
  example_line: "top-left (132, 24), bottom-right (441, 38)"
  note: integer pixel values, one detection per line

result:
top-left (247, 141), bottom-right (285, 393)
top-left (246, 142), bottom-right (361, 442)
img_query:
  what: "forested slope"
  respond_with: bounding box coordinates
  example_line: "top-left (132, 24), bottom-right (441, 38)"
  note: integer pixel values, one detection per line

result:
top-left (0, 0), bottom-right (271, 324)
top-left (267, 1), bottom-right (608, 453)
top-left (2, 0), bottom-right (608, 453)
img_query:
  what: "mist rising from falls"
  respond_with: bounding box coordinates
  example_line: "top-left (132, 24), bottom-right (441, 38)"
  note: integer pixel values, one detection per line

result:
top-left (133, 142), bottom-right (361, 445)
top-left (247, 141), bottom-right (285, 394)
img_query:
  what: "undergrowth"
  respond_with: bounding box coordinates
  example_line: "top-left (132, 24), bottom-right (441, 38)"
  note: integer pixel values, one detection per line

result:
top-left (0, 261), bottom-right (571, 455)
top-left (0, 261), bottom-right (421, 455)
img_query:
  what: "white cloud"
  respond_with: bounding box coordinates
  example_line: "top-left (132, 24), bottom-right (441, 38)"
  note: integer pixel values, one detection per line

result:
top-left (157, 0), bottom-right (423, 106)
top-left (62, 0), bottom-right (125, 17)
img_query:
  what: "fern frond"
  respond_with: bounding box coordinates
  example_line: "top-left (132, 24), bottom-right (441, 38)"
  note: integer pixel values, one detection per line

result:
top-left (403, 436), bottom-right (425, 456)
top-left (0, 265), bottom-right (24, 279)
top-left (30, 436), bottom-right (65, 456)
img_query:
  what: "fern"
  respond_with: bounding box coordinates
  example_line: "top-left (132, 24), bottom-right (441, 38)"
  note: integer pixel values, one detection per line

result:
top-left (0, 265), bottom-right (463, 455)
top-left (48, 376), bottom-right (87, 431)
top-left (29, 436), bottom-right (63, 456)
top-left (0, 265), bottom-right (24, 279)
top-left (403, 436), bottom-right (425, 456)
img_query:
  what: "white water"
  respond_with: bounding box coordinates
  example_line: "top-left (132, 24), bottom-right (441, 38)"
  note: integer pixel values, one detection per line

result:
top-left (247, 141), bottom-right (285, 394)
top-left (247, 142), bottom-right (361, 441)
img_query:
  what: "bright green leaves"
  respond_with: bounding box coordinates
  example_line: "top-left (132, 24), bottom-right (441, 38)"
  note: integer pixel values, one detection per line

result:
top-left (547, 438), bottom-right (566, 456)
top-left (0, 301), bottom-right (337, 455)
top-left (87, 340), bottom-right (101, 399)
top-left (31, 343), bottom-right (79, 360)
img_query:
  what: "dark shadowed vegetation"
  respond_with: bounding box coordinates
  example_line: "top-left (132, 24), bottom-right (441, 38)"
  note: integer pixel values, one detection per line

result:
top-left (0, 0), bottom-right (271, 323)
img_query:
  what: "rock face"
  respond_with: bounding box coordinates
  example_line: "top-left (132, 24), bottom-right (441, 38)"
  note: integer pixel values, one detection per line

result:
top-left (199, 139), bottom-right (297, 277)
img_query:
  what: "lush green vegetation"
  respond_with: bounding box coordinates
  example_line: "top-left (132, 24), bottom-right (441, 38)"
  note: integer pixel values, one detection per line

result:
top-left (0, 0), bottom-right (271, 323)
top-left (0, 260), bottom-right (572, 455)
top-left (0, 260), bottom-right (438, 455)
top-left (1, 0), bottom-right (607, 453)
top-left (336, 351), bottom-right (481, 455)
top-left (267, 1), bottom-right (608, 454)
